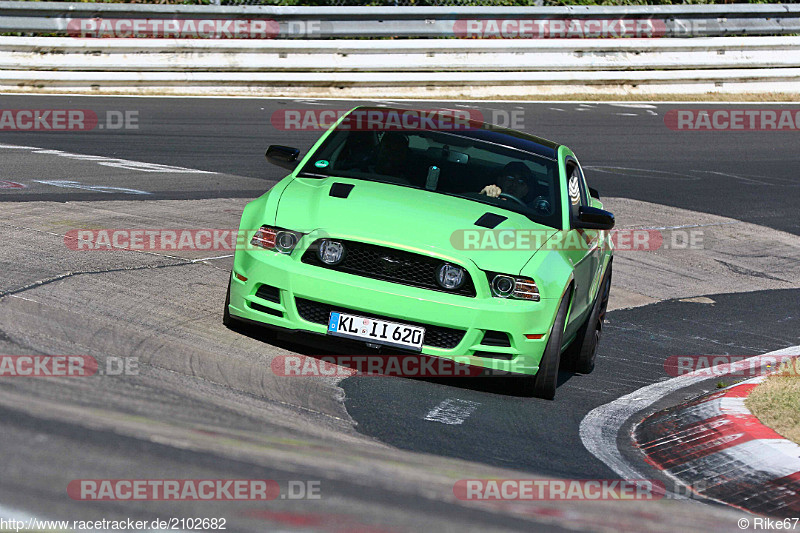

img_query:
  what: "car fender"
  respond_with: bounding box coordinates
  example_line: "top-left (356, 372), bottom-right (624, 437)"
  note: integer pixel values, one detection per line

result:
top-left (519, 246), bottom-right (574, 302)
top-left (233, 177), bottom-right (293, 274)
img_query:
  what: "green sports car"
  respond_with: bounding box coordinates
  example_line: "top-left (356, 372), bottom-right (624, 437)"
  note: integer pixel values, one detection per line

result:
top-left (224, 107), bottom-right (614, 399)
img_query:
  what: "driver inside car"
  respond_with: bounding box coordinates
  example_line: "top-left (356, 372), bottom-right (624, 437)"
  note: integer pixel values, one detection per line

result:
top-left (480, 162), bottom-right (532, 202)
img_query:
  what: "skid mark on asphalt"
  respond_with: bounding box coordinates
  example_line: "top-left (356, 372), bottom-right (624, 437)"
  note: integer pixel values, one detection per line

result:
top-left (424, 399), bottom-right (480, 425)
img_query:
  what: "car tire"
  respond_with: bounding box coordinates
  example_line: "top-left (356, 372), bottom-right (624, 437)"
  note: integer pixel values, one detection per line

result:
top-left (223, 276), bottom-right (245, 331)
top-left (563, 263), bottom-right (612, 375)
top-left (519, 287), bottom-right (571, 400)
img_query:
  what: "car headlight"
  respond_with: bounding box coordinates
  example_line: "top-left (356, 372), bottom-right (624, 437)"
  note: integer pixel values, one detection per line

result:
top-left (437, 263), bottom-right (465, 290)
top-left (490, 273), bottom-right (540, 301)
top-left (318, 239), bottom-right (345, 265)
top-left (250, 226), bottom-right (303, 254)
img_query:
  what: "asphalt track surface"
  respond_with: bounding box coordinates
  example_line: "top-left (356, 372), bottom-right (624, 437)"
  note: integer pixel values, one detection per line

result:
top-left (1, 95), bottom-right (799, 531)
top-left (2, 95), bottom-right (799, 235)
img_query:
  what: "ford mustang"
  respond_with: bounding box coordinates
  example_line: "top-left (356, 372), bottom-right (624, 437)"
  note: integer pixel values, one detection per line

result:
top-left (224, 107), bottom-right (614, 399)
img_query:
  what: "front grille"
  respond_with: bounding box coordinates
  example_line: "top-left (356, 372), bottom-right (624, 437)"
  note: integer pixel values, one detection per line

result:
top-left (294, 297), bottom-right (466, 350)
top-left (301, 239), bottom-right (476, 297)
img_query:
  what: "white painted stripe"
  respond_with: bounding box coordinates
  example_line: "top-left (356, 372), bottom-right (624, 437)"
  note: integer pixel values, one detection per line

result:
top-left (1, 143), bottom-right (213, 174)
top-left (579, 345), bottom-right (800, 484)
top-left (192, 254), bottom-right (234, 263)
top-left (667, 438), bottom-right (800, 481)
top-left (608, 103), bottom-right (659, 109)
top-left (736, 375), bottom-right (768, 385)
top-left (0, 143), bottom-right (39, 149)
top-left (424, 398), bottom-right (480, 425)
top-left (718, 397), bottom-right (750, 415)
top-left (33, 179), bottom-right (151, 195)
top-left (671, 397), bottom-right (725, 421)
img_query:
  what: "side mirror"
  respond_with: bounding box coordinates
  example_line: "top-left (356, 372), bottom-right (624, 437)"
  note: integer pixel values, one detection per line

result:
top-left (573, 205), bottom-right (615, 230)
top-left (266, 145), bottom-right (301, 170)
top-left (589, 186), bottom-right (600, 200)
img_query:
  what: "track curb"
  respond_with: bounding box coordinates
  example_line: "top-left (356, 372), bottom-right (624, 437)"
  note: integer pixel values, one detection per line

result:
top-left (635, 374), bottom-right (800, 517)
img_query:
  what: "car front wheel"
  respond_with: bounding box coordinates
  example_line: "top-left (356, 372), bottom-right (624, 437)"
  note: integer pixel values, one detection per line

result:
top-left (518, 287), bottom-right (571, 400)
top-left (563, 263), bottom-right (612, 374)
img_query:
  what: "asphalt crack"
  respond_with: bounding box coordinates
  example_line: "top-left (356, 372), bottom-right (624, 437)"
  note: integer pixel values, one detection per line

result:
top-left (0, 259), bottom-right (207, 300)
top-left (714, 259), bottom-right (787, 282)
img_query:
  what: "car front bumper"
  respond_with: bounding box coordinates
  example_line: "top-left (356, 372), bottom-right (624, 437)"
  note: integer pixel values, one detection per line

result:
top-left (228, 248), bottom-right (562, 376)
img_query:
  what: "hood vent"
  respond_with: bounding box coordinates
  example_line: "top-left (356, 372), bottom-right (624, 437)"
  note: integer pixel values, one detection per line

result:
top-left (329, 183), bottom-right (355, 198)
top-left (474, 213), bottom-right (507, 229)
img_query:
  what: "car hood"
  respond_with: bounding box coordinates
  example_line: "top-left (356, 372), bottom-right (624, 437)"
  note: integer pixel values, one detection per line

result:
top-left (274, 177), bottom-right (557, 274)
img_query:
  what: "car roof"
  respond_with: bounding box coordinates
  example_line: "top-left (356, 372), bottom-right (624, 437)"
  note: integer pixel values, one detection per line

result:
top-left (348, 106), bottom-right (561, 161)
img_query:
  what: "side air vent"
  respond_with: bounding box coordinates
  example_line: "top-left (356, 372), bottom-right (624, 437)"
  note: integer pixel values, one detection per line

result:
top-left (481, 330), bottom-right (511, 347)
top-left (255, 284), bottom-right (280, 303)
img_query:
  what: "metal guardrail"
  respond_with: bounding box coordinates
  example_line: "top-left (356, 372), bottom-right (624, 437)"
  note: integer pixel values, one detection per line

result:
top-left (2, 37), bottom-right (799, 72)
top-left (1, 35), bottom-right (799, 96)
top-left (1, 1), bottom-right (800, 38)
top-left (1, 2), bottom-right (799, 96)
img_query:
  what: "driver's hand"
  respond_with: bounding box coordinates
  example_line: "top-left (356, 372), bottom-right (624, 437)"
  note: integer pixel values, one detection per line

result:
top-left (480, 184), bottom-right (502, 198)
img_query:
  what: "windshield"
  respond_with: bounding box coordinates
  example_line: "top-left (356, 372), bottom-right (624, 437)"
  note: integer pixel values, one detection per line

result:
top-left (299, 127), bottom-right (562, 229)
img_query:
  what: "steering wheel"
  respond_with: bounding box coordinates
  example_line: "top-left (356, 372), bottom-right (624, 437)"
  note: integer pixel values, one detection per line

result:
top-left (532, 196), bottom-right (552, 215)
top-left (498, 192), bottom-right (527, 208)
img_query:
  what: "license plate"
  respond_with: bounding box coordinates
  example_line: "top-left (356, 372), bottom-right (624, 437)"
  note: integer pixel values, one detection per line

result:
top-left (327, 312), bottom-right (425, 351)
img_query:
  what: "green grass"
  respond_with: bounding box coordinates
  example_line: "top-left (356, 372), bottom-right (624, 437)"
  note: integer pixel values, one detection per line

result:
top-left (745, 358), bottom-right (800, 445)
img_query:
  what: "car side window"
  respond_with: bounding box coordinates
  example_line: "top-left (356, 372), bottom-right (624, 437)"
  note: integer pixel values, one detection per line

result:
top-left (566, 161), bottom-right (589, 222)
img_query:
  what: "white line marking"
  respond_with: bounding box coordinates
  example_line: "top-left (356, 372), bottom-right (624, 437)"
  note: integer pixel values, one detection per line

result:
top-left (693, 170), bottom-right (774, 187)
top-left (192, 254), bottom-right (234, 263)
top-left (608, 103), bottom-right (658, 109)
top-left (424, 398), bottom-right (480, 425)
top-left (579, 344), bottom-right (800, 483)
top-left (615, 113), bottom-right (638, 116)
top-left (621, 221), bottom-right (739, 231)
top-left (1, 143), bottom-right (213, 174)
top-left (33, 180), bottom-right (151, 195)
top-left (0, 143), bottom-right (39, 150)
